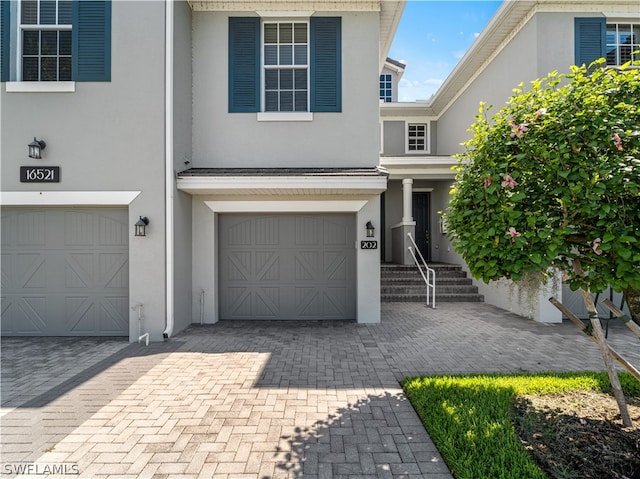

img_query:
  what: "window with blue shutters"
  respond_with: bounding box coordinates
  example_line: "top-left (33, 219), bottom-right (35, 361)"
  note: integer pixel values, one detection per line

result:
top-left (229, 16), bottom-right (341, 114)
top-left (575, 17), bottom-right (606, 67)
top-left (0, 0), bottom-right (111, 83)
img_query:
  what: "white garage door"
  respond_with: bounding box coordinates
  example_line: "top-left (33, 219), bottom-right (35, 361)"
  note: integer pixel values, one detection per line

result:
top-left (219, 214), bottom-right (356, 320)
top-left (1, 208), bottom-right (129, 336)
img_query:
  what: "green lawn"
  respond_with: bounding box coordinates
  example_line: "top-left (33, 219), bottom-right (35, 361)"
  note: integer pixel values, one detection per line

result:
top-left (402, 372), bottom-right (640, 479)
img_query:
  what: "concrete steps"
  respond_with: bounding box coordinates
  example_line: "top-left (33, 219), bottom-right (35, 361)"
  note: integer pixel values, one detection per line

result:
top-left (381, 263), bottom-right (484, 303)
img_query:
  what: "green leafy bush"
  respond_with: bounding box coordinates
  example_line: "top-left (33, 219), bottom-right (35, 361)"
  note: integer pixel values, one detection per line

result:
top-left (446, 61), bottom-right (640, 295)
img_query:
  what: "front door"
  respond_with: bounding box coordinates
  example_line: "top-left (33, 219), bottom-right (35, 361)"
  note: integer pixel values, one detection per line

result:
top-left (412, 192), bottom-right (431, 262)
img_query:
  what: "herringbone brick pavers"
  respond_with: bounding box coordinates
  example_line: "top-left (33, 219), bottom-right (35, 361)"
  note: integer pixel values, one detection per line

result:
top-left (2, 303), bottom-right (639, 478)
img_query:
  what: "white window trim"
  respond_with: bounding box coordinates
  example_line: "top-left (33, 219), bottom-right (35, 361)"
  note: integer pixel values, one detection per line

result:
top-left (257, 112), bottom-right (313, 122)
top-left (261, 19), bottom-right (310, 114)
top-left (405, 121), bottom-right (431, 154)
top-left (6, 81), bottom-right (75, 92)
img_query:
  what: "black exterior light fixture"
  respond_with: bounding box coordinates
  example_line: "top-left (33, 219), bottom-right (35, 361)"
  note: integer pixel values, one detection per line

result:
top-left (28, 137), bottom-right (46, 159)
top-left (135, 216), bottom-right (149, 237)
top-left (366, 221), bottom-right (375, 238)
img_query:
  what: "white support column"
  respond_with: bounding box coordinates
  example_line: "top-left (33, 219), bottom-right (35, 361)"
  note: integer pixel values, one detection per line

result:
top-left (402, 178), bottom-right (413, 223)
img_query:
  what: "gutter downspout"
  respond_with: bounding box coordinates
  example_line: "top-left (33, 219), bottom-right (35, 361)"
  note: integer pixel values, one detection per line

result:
top-left (163, 0), bottom-right (174, 340)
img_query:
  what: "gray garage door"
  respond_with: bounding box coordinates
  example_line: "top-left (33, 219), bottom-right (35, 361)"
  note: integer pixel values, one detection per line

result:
top-left (219, 214), bottom-right (356, 320)
top-left (1, 208), bottom-right (129, 336)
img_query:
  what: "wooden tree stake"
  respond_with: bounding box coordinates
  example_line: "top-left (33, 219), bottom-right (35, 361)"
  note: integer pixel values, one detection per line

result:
top-left (572, 259), bottom-right (632, 427)
top-left (601, 298), bottom-right (640, 339)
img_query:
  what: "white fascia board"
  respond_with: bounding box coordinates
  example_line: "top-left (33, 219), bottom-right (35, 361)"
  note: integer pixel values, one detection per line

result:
top-left (205, 199), bottom-right (369, 213)
top-left (384, 169), bottom-right (457, 180)
top-left (0, 191), bottom-right (141, 205)
top-left (177, 175), bottom-right (388, 195)
top-left (381, 156), bottom-right (457, 166)
top-left (381, 157), bottom-right (457, 180)
top-left (189, 1), bottom-right (380, 12)
top-left (256, 10), bottom-right (314, 17)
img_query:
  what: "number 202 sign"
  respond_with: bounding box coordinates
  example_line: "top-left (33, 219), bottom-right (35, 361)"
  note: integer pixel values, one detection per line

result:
top-left (360, 240), bottom-right (378, 250)
top-left (20, 166), bottom-right (60, 183)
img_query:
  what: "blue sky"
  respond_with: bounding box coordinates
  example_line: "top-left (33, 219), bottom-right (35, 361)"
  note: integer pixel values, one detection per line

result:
top-left (389, 0), bottom-right (503, 101)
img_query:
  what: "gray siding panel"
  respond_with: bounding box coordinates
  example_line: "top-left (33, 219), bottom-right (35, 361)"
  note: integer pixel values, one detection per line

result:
top-left (1, 208), bottom-right (129, 336)
top-left (219, 214), bottom-right (355, 320)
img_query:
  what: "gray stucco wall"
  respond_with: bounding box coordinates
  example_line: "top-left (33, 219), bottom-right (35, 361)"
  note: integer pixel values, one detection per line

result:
top-left (436, 11), bottom-right (603, 156)
top-left (382, 120), bottom-right (437, 156)
top-left (436, 15), bottom-right (539, 155)
top-left (191, 11), bottom-right (380, 168)
top-left (536, 12), bottom-right (586, 76)
top-left (172, 0), bottom-right (194, 333)
top-left (1, 1), bottom-right (168, 341)
top-left (382, 121), bottom-right (405, 156)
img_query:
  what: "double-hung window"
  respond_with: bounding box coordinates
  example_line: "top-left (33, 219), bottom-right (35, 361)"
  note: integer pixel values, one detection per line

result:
top-left (606, 23), bottom-right (640, 66)
top-left (20, 0), bottom-right (72, 81)
top-left (263, 21), bottom-right (308, 112)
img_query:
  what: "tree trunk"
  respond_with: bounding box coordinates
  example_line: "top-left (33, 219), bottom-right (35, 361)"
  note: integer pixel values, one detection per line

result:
top-left (624, 286), bottom-right (640, 327)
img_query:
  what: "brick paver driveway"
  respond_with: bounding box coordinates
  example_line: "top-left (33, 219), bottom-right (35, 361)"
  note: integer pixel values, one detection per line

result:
top-left (2, 303), bottom-right (639, 478)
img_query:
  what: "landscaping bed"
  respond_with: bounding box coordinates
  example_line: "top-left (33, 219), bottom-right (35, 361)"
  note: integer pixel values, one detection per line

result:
top-left (514, 390), bottom-right (640, 479)
top-left (403, 373), bottom-right (640, 479)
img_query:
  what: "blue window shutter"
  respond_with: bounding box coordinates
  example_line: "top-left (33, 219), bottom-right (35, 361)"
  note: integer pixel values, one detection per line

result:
top-left (1, 0), bottom-right (9, 82)
top-left (229, 17), bottom-right (260, 113)
top-left (310, 17), bottom-right (341, 113)
top-left (575, 17), bottom-right (605, 67)
top-left (73, 1), bottom-right (111, 81)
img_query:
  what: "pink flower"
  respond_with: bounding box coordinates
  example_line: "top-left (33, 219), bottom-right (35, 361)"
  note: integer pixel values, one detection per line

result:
top-left (612, 133), bottom-right (623, 151)
top-left (592, 238), bottom-right (603, 255)
top-left (535, 108), bottom-right (547, 119)
top-left (483, 177), bottom-right (493, 189)
top-left (507, 227), bottom-right (521, 243)
top-left (501, 175), bottom-right (518, 189)
top-left (510, 121), bottom-right (528, 138)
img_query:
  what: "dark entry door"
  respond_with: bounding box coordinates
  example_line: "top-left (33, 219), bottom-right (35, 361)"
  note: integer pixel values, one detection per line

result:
top-left (412, 192), bottom-right (431, 261)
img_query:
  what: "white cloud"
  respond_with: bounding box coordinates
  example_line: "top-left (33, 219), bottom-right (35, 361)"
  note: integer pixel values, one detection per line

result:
top-left (398, 76), bottom-right (445, 102)
top-left (423, 78), bottom-right (444, 88)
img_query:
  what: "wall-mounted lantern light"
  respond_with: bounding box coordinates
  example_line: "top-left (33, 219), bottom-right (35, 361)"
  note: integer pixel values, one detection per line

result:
top-left (365, 221), bottom-right (375, 238)
top-left (135, 216), bottom-right (149, 237)
top-left (28, 137), bottom-right (46, 159)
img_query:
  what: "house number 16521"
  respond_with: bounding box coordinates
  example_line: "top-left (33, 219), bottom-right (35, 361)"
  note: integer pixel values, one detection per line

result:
top-left (20, 166), bottom-right (60, 183)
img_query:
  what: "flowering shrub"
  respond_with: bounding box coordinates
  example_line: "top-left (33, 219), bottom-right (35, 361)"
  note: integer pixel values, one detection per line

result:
top-left (446, 60), bottom-right (640, 296)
